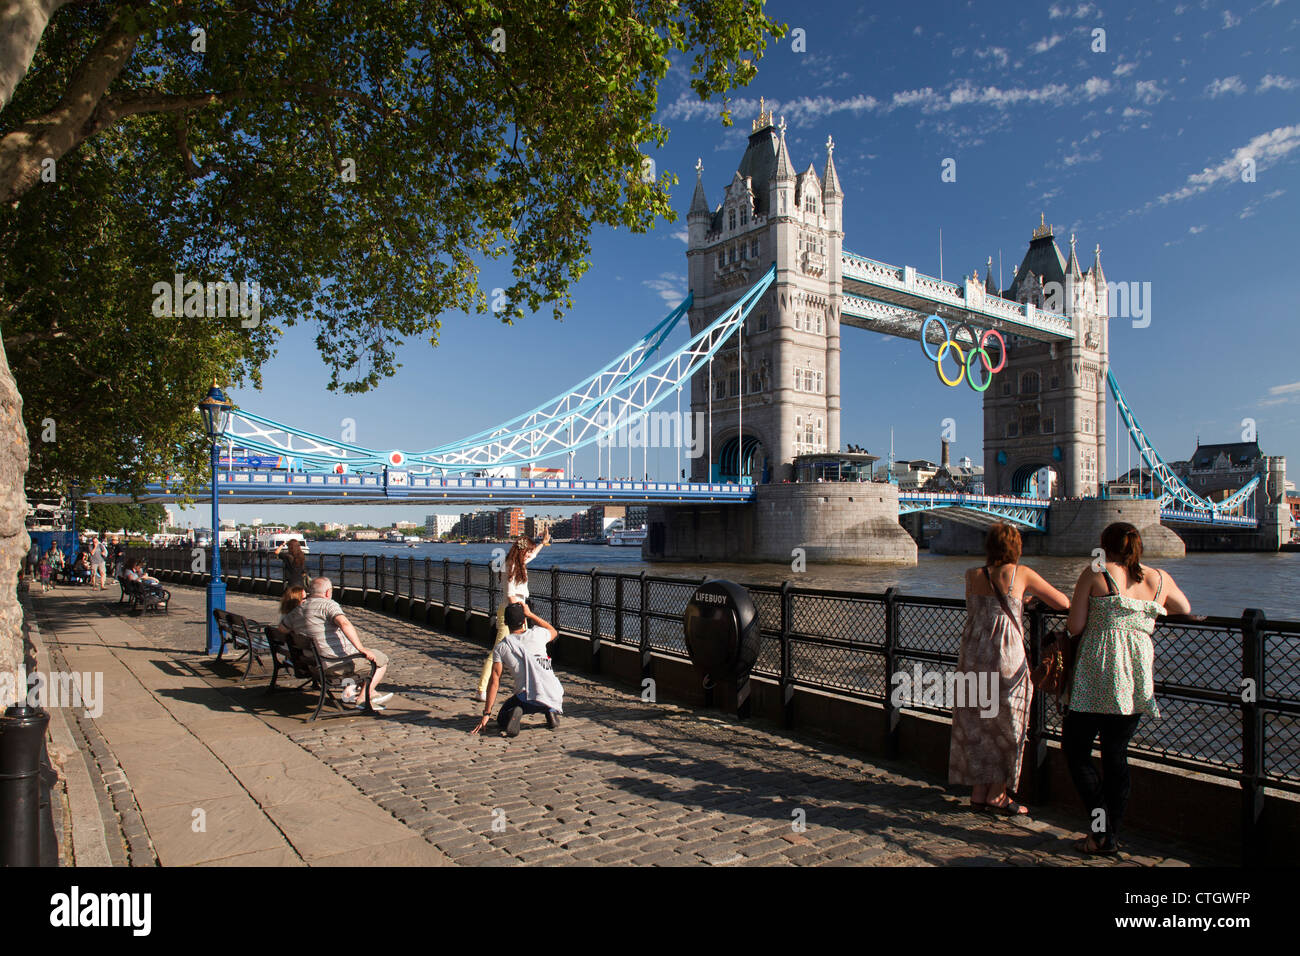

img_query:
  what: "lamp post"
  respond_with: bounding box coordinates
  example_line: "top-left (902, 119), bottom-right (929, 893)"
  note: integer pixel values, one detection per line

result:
top-left (198, 384), bottom-right (234, 654)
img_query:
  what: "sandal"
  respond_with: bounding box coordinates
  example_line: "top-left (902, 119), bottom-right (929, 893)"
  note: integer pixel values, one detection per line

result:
top-left (985, 798), bottom-right (1029, 815)
top-left (1074, 835), bottom-right (1118, 856)
top-left (968, 801), bottom-right (988, 812)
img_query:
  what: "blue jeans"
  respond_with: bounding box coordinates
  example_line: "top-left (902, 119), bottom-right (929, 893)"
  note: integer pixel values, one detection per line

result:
top-left (497, 693), bottom-right (554, 728)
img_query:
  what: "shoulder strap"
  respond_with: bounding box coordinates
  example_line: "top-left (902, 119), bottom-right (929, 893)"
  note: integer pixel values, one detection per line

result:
top-left (1154, 568), bottom-right (1163, 599)
top-left (982, 567), bottom-right (1023, 636)
top-left (1007, 564), bottom-right (1018, 594)
top-left (1101, 568), bottom-right (1120, 595)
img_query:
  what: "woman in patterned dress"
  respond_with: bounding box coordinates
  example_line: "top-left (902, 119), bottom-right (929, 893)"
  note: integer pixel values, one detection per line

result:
top-left (950, 523), bottom-right (1070, 814)
top-left (1064, 523), bottom-right (1190, 855)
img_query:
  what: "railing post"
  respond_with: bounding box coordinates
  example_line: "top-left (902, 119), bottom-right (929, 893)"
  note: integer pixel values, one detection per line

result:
top-left (424, 558), bottom-right (432, 613)
top-left (550, 567), bottom-right (559, 630)
top-left (442, 557), bottom-right (450, 613)
top-left (614, 574), bottom-right (624, 646)
top-left (1026, 603), bottom-right (1050, 804)
top-left (1241, 608), bottom-right (1266, 867)
top-left (463, 559), bottom-right (472, 617)
top-left (638, 571), bottom-right (651, 684)
top-left (487, 559), bottom-right (497, 626)
top-left (408, 556), bottom-right (415, 601)
top-left (378, 555), bottom-right (387, 597)
top-left (882, 587), bottom-right (901, 759)
top-left (780, 580), bottom-right (794, 728)
top-left (337, 553), bottom-right (345, 592)
top-left (589, 568), bottom-right (602, 673)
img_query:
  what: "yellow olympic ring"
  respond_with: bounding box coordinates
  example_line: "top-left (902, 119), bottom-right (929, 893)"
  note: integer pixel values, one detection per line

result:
top-left (935, 340), bottom-right (965, 387)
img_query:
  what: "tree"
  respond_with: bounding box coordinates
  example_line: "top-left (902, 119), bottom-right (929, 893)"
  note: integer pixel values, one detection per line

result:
top-left (0, 2), bottom-right (783, 698)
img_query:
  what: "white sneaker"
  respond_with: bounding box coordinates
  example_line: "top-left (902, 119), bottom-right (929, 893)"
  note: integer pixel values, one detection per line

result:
top-left (369, 692), bottom-right (393, 706)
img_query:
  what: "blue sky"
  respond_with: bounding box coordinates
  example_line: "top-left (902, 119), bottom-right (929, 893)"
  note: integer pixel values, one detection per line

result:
top-left (185, 0), bottom-right (1300, 527)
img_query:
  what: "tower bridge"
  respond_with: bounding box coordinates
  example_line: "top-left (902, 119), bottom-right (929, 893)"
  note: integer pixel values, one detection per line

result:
top-left (86, 106), bottom-right (1288, 561)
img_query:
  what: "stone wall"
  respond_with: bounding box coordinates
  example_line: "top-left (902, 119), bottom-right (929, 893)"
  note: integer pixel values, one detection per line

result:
top-left (930, 497), bottom-right (1184, 558)
top-left (0, 339), bottom-right (29, 704)
top-left (645, 482), bottom-right (916, 565)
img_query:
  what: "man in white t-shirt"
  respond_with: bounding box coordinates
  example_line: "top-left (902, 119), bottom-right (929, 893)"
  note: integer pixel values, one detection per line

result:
top-left (471, 602), bottom-right (563, 737)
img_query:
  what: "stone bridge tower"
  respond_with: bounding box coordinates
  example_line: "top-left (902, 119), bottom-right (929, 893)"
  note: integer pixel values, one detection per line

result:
top-left (983, 218), bottom-right (1109, 498)
top-left (685, 104), bottom-right (842, 483)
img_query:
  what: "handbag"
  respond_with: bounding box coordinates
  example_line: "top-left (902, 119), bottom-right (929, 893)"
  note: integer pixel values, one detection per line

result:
top-left (982, 567), bottom-right (1074, 696)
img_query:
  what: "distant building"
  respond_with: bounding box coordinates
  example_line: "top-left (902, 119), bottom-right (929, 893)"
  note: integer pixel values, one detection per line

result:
top-left (352, 529), bottom-right (381, 541)
top-left (1169, 439), bottom-right (1266, 502)
top-left (424, 514), bottom-right (458, 538)
top-left (393, 520), bottom-right (419, 530)
top-left (323, 522), bottom-right (348, 532)
top-left (496, 508), bottom-right (525, 539)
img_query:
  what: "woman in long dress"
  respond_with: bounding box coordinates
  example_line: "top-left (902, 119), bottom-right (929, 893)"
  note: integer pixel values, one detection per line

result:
top-left (949, 523), bottom-right (1069, 814)
top-left (1063, 522), bottom-right (1189, 854)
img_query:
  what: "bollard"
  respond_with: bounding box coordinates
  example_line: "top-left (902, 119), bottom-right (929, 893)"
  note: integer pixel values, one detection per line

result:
top-left (0, 704), bottom-right (51, 867)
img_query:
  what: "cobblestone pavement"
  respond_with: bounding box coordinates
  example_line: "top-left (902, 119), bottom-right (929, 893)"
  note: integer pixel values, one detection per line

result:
top-left (96, 586), bottom-right (1220, 866)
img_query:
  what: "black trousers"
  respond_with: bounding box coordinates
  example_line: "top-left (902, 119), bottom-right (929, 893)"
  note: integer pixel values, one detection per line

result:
top-left (496, 693), bottom-right (553, 728)
top-left (1062, 709), bottom-right (1142, 845)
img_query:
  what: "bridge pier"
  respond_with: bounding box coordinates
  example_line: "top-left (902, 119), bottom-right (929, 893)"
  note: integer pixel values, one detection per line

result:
top-left (644, 483), bottom-right (916, 565)
top-left (929, 497), bottom-right (1185, 558)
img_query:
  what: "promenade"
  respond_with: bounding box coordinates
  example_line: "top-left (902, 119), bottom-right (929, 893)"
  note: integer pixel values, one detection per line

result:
top-left (28, 585), bottom-right (1218, 867)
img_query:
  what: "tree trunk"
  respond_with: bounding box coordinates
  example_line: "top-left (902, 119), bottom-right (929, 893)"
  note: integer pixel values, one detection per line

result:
top-left (0, 0), bottom-right (67, 112)
top-left (0, 334), bottom-right (30, 705)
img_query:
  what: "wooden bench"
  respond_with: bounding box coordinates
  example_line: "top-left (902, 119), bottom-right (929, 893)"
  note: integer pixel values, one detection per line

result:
top-left (211, 609), bottom-right (269, 682)
top-left (280, 627), bottom-right (376, 721)
top-left (122, 576), bottom-right (170, 613)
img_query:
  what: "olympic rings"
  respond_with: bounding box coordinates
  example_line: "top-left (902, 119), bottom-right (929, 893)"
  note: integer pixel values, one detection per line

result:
top-left (921, 316), bottom-right (1007, 391)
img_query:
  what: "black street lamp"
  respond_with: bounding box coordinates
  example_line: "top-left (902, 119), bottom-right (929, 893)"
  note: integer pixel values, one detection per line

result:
top-left (198, 384), bottom-right (233, 654)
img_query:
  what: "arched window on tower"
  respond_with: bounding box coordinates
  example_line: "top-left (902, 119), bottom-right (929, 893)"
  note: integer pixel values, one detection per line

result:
top-left (740, 206), bottom-right (748, 227)
top-left (728, 208), bottom-right (736, 231)
top-left (751, 238), bottom-right (760, 258)
top-left (1021, 371), bottom-right (1040, 395)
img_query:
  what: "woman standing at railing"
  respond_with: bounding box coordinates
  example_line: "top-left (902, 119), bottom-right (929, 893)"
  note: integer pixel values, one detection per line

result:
top-left (477, 530), bottom-right (550, 701)
top-left (949, 522), bottom-right (1070, 814)
top-left (275, 539), bottom-right (309, 591)
top-left (1063, 522), bottom-right (1190, 855)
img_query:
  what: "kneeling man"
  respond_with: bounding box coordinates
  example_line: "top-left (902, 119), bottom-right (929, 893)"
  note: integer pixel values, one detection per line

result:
top-left (471, 602), bottom-right (562, 737)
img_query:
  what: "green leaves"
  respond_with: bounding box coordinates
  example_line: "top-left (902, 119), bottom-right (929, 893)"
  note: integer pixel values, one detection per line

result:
top-left (1, 0), bottom-right (783, 493)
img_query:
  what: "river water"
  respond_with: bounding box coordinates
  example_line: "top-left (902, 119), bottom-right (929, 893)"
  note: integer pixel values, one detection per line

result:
top-left (303, 540), bottom-right (1300, 621)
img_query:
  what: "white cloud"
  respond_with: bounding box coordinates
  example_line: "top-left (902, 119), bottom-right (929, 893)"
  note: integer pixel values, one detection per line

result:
top-left (1206, 76), bottom-right (1247, 97)
top-left (642, 273), bottom-right (685, 305)
top-left (1188, 224), bottom-right (1206, 234)
top-left (974, 47), bottom-right (1010, 68)
top-left (1083, 76), bottom-right (1111, 98)
top-left (1049, 2), bottom-right (1099, 17)
top-left (1134, 80), bottom-right (1167, 104)
top-left (1031, 34), bottom-right (1064, 54)
top-left (1259, 74), bottom-right (1299, 92)
top-left (1269, 382), bottom-right (1300, 396)
top-left (1153, 125), bottom-right (1300, 206)
top-left (1222, 10), bottom-right (1241, 28)
top-left (1113, 60), bottom-right (1139, 77)
top-left (671, 227), bottom-right (689, 244)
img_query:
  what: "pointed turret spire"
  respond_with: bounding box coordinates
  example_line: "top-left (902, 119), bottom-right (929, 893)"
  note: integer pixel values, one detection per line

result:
top-left (773, 116), bottom-right (795, 182)
top-left (985, 255), bottom-right (998, 294)
top-left (1067, 232), bottom-right (1083, 277)
top-left (822, 134), bottom-right (843, 199)
top-left (1091, 243), bottom-right (1105, 284)
top-left (688, 158), bottom-right (709, 218)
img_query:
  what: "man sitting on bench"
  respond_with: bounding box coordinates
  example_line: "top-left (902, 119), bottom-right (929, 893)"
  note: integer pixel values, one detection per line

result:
top-left (282, 577), bottom-right (392, 711)
top-left (471, 603), bottom-right (563, 737)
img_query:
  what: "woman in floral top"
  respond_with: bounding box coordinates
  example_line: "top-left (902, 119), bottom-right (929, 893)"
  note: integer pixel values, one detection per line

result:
top-left (1064, 522), bottom-right (1190, 855)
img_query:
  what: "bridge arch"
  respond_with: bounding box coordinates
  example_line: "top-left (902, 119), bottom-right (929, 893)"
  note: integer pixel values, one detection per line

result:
top-left (1010, 462), bottom-right (1057, 497)
top-left (716, 432), bottom-right (767, 483)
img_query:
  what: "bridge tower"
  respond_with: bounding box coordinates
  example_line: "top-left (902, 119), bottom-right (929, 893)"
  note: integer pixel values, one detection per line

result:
top-left (983, 219), bottom-right (1109, 498)
top-left (685, 103), bottom-right (842, 482)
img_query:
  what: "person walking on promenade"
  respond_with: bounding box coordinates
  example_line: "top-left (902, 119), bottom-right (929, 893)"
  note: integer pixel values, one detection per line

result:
top-left (37, 553), bottom-right (51, 592)
top-left (275, 539), bottom-right (309, 590)
top-left (1063, 522), bottom-right (1189, 855)
top-left (109, 536), bottom-right (125, 578)
top-left (88, 535), bottom-right (108, 589)
top-left (47, 544), bottom-right (64, 587)
top-left (471, 602), bottom-right (563, 737)
top-left (477, 530), bottom-right (550, 701)
top-left (282, 577), bottom-right (392, 711)
top-left (949, 522), bottom-right (1070, 814)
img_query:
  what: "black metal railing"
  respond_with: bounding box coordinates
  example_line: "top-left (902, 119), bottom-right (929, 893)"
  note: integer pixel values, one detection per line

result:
top-left (139, 548), bottom-right (1300, 795)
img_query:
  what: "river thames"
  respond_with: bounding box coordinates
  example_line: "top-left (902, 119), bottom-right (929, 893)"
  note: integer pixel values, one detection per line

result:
top-left (301, 540), bottom-right (1300, 620)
